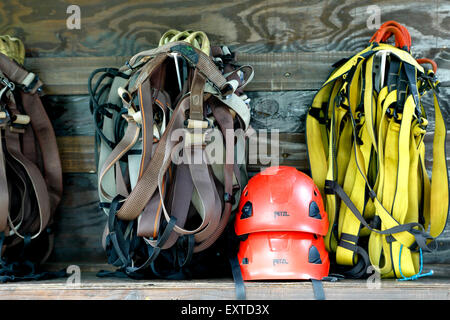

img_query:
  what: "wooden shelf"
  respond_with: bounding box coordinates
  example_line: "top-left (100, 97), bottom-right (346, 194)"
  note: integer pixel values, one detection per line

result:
top-left (1, 264), bottom-right (448, 300)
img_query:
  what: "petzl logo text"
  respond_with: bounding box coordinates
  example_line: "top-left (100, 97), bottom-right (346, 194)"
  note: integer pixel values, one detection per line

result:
top-left (273, 259), bottom-right (288, 266)
top-left (274, 211), bottom-right (290, 218)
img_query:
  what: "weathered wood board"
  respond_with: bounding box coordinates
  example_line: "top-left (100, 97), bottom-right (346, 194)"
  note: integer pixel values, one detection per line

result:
top-left (1, 269), bottom-right (449, 300)
top-left (45, 86), bottom-right (450, 138)
top-left (1, 0), bottom-right (448, 57)
top-left (22, 48), bottom-right (450, 95)
top-left (50, 173), bottom-right (107, 263)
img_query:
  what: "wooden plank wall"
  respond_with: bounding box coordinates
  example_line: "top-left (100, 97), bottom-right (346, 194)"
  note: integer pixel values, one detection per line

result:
top-left (1, 0), bottom-right (448, 57)
top-left (0, 0), bottom-right (449, 265)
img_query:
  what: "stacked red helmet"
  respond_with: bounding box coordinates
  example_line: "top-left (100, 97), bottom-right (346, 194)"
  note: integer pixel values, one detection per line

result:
top-left (234, 166), bottom-right (330, 281)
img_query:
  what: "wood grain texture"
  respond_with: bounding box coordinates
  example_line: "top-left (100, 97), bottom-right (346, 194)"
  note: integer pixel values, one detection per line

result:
top-left (24, 53), bottom-right (353, 94)
top-left (25, 52), bottom-right (356, 94)
top-left (48, 88), bottom-right (450, 175)
top-left (0, 269), bottom-right (448, 300)
top-left (25, 56), bottom-right (127, 95)
top-left (0, 0), bottom-right (448, 57)
top-left (44, 95), bottom-right (94, 136)
top-left (23, 48), bottom-right (450, 95)
top-left (44, 87), bottom-right (450, 138)
top-left (48, 173), bottom-right (107, 263)
top-left (56, 136), bottom-right (97, 173)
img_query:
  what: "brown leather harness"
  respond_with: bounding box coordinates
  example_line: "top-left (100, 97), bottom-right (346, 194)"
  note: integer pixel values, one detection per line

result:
top-left (92, 41), bottom-right (251, 279)
top-left (0, 52), bottom-right (63, 281)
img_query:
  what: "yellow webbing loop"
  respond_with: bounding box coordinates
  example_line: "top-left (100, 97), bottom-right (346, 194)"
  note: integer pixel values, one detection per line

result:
top-left (159, 29), bottom-right (211, 56)
top-left (0, 35), bottom-right (25, 65)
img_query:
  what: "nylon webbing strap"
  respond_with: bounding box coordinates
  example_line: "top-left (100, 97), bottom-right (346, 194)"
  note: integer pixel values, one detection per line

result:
top-left (126, 216), bottom-right (178, 274)
top-left (98, 117), bottom-right (141, 201)
top-left (229, 254), bottom-right (246, 300)
top-left (326, 180), bottom-right (426, 237)
top-left (195, 101), bottom-right (235, 252)
top-left (0, 130), bottom-right (8, 232)
top-left (138, 79), bottom-right (154, 178)
top-left (115, 96), bottom-right (188, 221)
top-left (190, 69), bottom-right (206, 121)
top-left (20, 92), bottom-right (63, 214)
top-left (311, 279), bottom-right (325, 300)
top-left (4, 102), bottom-right (51, 240)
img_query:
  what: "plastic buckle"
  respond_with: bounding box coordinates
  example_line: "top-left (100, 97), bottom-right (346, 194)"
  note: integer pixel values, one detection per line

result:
top-left (118, 87), bottom-right (137, 112)
top-left (324, 180), bottom-right (336, 195)
top-left (184, 119), bottom-right (211, 148)
top-left (9, 114), bottom-right (31, 133)
top-left (224, 192), bottom-right (235, 205)
top-left (21, 73), bottom-right (39, 93)
top-left (0, 109), bottom-right (9, 128)
top-left (0, 108), bottom-right (28, 132)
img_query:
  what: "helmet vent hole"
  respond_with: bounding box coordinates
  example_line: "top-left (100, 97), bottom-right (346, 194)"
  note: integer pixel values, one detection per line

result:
top-left (314, 189), bottom-right (318, 196)
top-left (309, 201), bottom-right (322, 220)
top-left (240, 201), bottom-right (253, 219)
top-left (242, 258), bottom-right (249, 265)
top-left (244, 190), bottom-right (248, 196)
top-left (308, 245), bottom-right (322, 264)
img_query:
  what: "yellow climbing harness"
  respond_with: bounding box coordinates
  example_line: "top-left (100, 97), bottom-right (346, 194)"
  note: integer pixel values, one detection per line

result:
top-left (306, 22), bottom-right (448, 279)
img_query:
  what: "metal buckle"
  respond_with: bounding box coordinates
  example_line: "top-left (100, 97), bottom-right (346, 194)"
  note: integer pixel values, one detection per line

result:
top-left (0, 77), bottom-right (15, 101)
top-left (0, 77), bottom-right (15, 91)
top-left (9, 113), bottom-right (31, 133)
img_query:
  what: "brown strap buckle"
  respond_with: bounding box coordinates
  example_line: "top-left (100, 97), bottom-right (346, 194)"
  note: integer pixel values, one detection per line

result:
top-left (0, 110), bottom-right (8, 128)
top-left (9, 113), bottom-right (31, 133)
top-left (184, 119), bottom-right (211, 148)
top-left (186, 119), bottom-right (209, 129)
top-left (184, 130), bottom-right (207, 147)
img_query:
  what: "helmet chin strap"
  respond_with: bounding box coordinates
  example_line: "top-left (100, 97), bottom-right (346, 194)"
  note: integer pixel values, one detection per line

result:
top-left (311, 279), bottom-right (325, 300)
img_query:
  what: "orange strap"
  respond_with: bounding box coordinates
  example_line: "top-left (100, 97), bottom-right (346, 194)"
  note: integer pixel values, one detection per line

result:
top-left (416, 58), bottom-right (438, 74)
top-left (379, 21), bottom-right (411, 48)
top-left (370, 21), bottom-right (411, 51)
top-left (370, 21), bottom-right (438, 74)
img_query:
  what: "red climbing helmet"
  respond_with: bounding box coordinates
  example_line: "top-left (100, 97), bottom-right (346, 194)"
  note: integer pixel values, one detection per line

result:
top-left (234, 166), bottom-right (330, 281)
top-left (235, 166), bottom-right (328, 236)
top-left (237, 232), bottom-right (330, 280)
